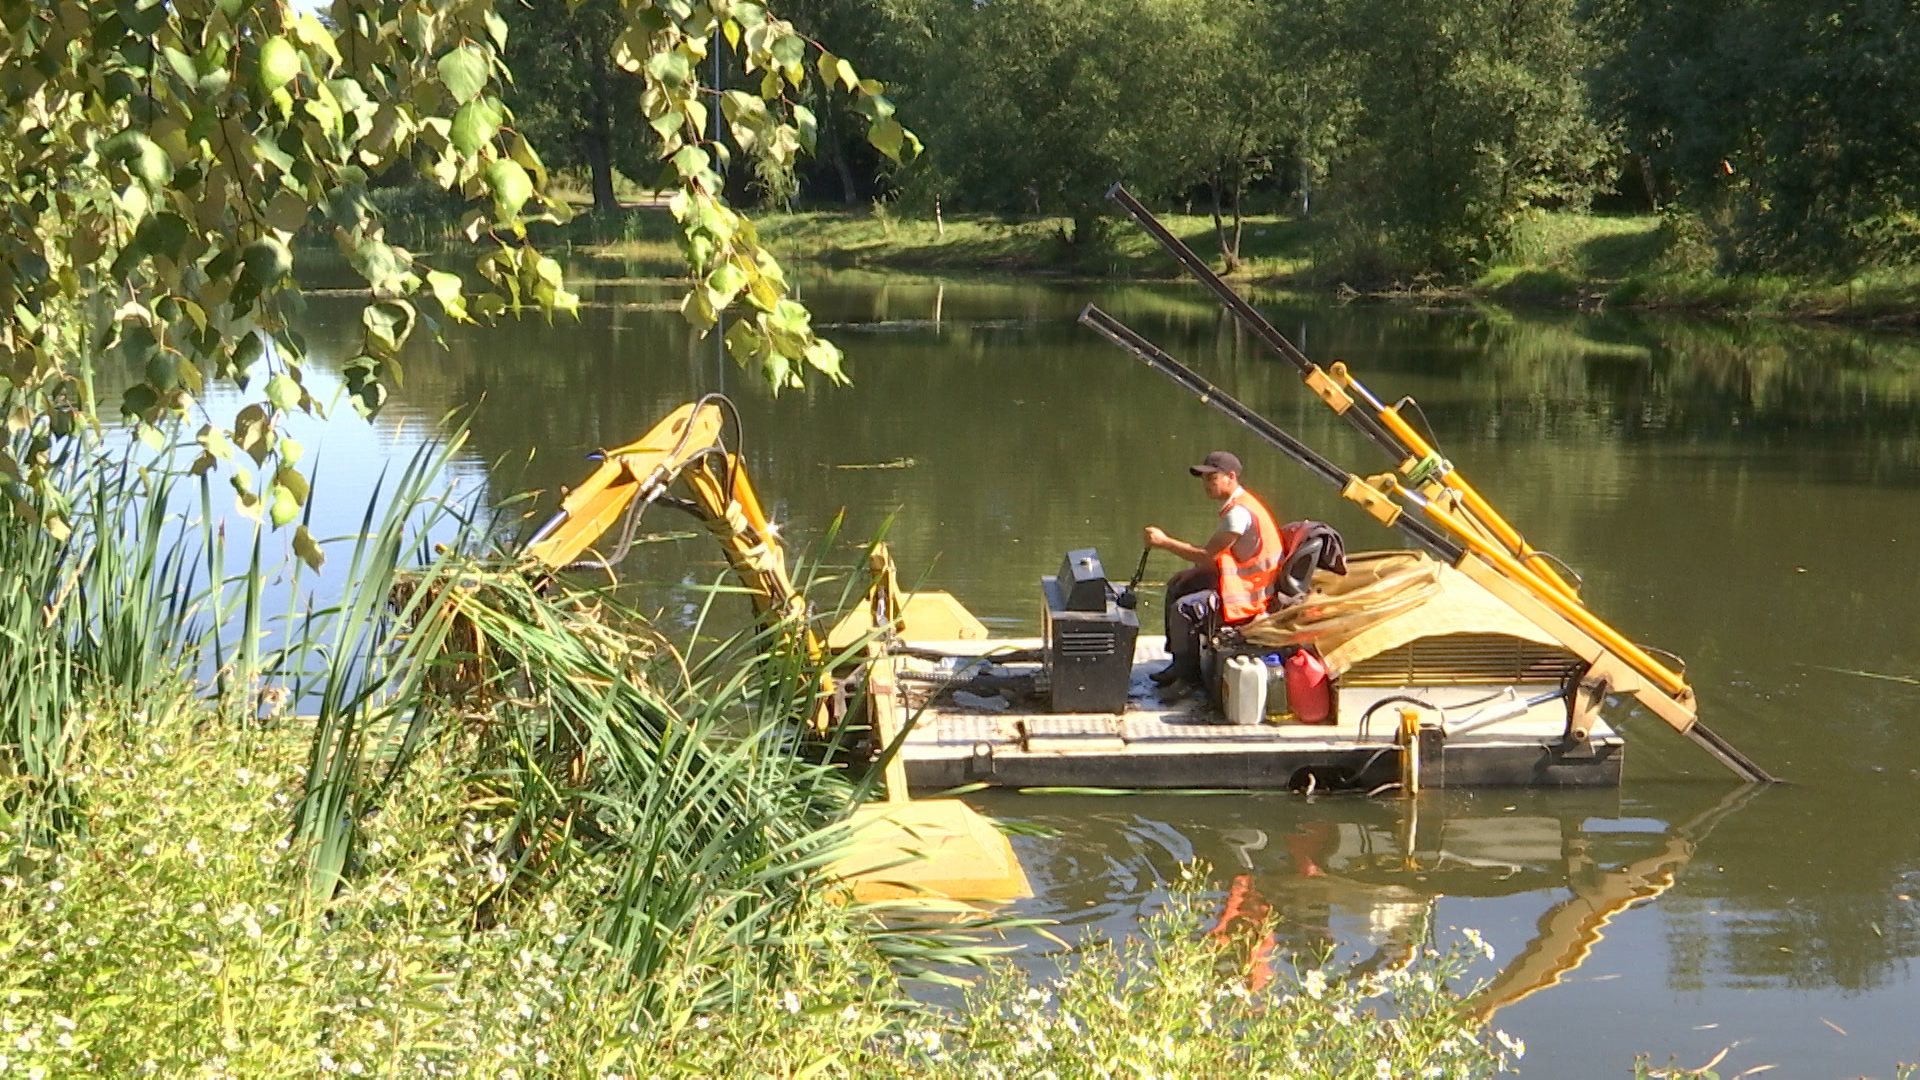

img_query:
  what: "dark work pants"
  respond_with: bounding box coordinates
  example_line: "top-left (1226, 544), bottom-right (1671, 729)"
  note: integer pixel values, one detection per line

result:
top-left (1163, 565), bottom-right (1221, 676)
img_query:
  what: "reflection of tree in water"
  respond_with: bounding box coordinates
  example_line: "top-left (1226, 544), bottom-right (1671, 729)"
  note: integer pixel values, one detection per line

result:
top-left (1273, 303), bottom-right (1920, 481)
top-left (286, 282), bottom-right (1920, 598)
top-left (1657, 783), bottom-right (1920, 996)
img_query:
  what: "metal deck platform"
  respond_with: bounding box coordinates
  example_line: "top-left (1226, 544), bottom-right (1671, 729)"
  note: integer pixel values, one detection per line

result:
top-left (892, 637), bottom-right (1623, 792)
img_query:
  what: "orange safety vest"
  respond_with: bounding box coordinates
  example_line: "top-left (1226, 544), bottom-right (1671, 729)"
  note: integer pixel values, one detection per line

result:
top-left (1216, 488), bottom-right (1284, 623)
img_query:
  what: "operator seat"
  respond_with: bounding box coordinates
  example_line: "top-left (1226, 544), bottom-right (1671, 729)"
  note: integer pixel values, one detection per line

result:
top-left (1273, 534), bottom-right (1326, 610)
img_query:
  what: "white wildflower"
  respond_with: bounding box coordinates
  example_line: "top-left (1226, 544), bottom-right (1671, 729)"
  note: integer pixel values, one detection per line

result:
top-left (906, 1028), bottom-right (943, 1056)
top-left (1495, 1030), bottom-right (1525, 1059)
top-left (1302, 969), bottom-right (1327, 1000)
top-left (781, 989), bottom-right (801, 1014)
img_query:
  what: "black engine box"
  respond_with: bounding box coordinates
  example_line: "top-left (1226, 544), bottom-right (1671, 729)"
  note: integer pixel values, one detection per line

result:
top-left (1042, 549), bottom-right (1140, 714)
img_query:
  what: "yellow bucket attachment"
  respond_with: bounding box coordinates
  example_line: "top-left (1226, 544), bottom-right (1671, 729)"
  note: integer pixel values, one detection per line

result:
top-left (830, 799), bottom-right (1031, 905)
top-left (827, 592), bottom-right (988, 652)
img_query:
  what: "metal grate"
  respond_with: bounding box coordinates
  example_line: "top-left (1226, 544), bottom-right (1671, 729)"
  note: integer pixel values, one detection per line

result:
top-left (1342, 633), bottom-right (1581, 687)
top-left (1058, 629), bottom-right (1117, 658)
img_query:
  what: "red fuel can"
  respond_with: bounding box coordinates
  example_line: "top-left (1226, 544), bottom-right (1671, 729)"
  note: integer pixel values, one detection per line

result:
top-left (1284, 649), bottom-right (1332, 725)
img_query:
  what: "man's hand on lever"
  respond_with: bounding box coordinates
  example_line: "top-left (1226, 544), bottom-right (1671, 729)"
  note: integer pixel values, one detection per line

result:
top-left (1144, 524), bottom-right (1226, 566)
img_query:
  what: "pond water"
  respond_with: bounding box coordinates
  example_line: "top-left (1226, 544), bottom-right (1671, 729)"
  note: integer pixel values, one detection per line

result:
top-left (196, 265), bottom-right (1920, 1075)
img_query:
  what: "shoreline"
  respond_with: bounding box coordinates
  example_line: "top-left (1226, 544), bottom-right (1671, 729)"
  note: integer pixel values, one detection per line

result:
top-left (513, 207), bottom-right (1920, 329)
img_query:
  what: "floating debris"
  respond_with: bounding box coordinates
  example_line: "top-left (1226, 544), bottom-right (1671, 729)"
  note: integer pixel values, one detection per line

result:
top-left (830, 457), bottom-right (917, 470)
top-left (1807, 664), bottom-right (1920, 686)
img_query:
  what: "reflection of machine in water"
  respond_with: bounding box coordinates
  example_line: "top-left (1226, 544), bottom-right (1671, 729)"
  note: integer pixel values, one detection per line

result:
top-left (1459, 786), bottom-right (1758, 1020)
top-left (1006, 785), bottom-right (1758, 1021)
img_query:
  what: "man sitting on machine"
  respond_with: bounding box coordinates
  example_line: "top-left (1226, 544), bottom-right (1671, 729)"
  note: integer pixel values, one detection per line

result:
top-left (1143, 451), bottom-right (1285, 687)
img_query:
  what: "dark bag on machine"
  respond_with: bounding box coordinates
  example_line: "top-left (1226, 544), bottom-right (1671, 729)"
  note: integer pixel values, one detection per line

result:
top-left (1272, 521), bottom-right (1347, 608)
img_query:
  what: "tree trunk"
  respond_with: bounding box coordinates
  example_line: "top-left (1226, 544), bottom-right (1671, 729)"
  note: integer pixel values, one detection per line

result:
top-left (1638, 153), bottom-right (1661, 212)
top-left (830, 139), bottom-right (859, 206)
top-left (820, 102), bottom-right (860, 205)
top-left (1210, 172), bottom-right (1241, 273)
top-left (1228, 164), bottom-right (1245, 272)
top-left (580, 32), bottom-right (620, 213)
top-left (586, 136), bottom-right (618, 213)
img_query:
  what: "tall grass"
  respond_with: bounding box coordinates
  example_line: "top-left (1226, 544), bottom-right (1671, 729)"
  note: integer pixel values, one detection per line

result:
top-left (0, 418), bottom-right (996, 1026)
top-left (0, 440), bottom-right (207, 836)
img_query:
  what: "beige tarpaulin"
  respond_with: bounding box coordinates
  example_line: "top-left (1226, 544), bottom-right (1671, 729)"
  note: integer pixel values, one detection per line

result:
top-left (1241, 551), bottom-right (1572, 675)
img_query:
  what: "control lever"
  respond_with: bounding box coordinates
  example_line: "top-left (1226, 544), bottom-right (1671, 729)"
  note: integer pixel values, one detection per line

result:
top-left (1115, 546), bottom-right (1152, 609)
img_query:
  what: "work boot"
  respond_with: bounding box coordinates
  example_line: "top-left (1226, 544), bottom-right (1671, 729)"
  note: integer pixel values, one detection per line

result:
top-left (1150, 658), bottom-right (1196, 686)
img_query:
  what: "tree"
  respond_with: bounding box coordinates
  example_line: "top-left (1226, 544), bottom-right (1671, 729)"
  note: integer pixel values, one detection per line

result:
top-left (777, 0), bottom-right (922, 205)
top-left (500, 0), bottom-right (650, 212)
top-left (1328, 0), bottom-right (1614, 269)
top-left (0, 0), bottom-right (916, 544)
top-left (902, 0), bottom-right (1240, 243)
top-left (1163, 0), bottom-right (1350, 271)
top-left (1591, 0), bottom-right (1920, 268)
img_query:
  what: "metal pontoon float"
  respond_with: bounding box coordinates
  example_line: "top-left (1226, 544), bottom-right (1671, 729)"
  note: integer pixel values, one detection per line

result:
top-left (855, 550), bottom-right (1628, 794)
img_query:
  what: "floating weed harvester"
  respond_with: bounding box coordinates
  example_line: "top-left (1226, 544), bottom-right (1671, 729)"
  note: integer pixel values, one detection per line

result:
top-left (1081, 183), bottom-right (1771, 784)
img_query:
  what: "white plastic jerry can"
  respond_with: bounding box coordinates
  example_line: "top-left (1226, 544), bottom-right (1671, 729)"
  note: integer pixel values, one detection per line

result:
top-left (1222, 654), bottom-right (1268, 726)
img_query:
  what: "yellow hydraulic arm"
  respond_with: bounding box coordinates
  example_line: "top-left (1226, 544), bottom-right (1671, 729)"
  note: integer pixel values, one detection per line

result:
top-left (523, 401), bottom-right (726, 571)
top-left (522, 399), bottom-right (832, 730)
top-left (525, 400), bottom-right (1026, 903)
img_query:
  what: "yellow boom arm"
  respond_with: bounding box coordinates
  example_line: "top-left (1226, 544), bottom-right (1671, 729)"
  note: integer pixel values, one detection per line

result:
top-left (523, 401), bottom-right (806, 633)
top-left (523, 402), bottom-right (726, 570)
top-left (522, 401), bottom-right (832, 730)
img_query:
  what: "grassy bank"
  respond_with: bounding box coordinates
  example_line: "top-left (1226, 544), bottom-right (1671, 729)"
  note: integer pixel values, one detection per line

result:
top-left (0, 691), bottom-right (1518, 1078)
top-left (493, 195), bottom-right (1920, 323)
top-left (751, 209), bottom-right (1920, 323)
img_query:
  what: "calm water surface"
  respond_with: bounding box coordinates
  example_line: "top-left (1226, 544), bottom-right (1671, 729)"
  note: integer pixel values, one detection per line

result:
top-left (215, 266), bottom-right (1920, 1075)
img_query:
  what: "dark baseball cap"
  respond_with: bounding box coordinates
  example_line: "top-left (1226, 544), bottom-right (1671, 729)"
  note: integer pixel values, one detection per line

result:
top-left (1189, 451), bottom-right (1242, 477)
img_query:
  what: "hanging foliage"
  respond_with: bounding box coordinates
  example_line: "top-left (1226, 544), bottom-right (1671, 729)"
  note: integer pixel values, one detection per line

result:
top-left (0, 0), bottom-right (916, 550)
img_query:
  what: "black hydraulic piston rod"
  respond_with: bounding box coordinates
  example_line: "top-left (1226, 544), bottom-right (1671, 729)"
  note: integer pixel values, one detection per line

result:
top-left (1078, 304), bottom-right (1466, 563)
top-left (1105, 183), bottom-right (1415, 468)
